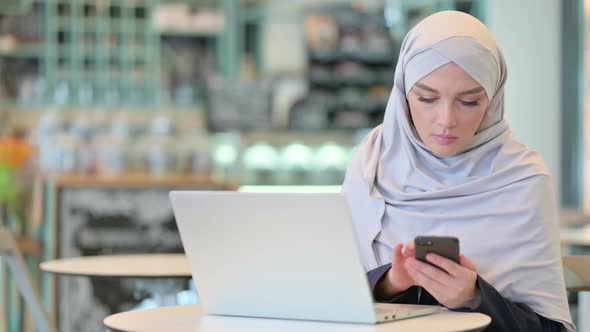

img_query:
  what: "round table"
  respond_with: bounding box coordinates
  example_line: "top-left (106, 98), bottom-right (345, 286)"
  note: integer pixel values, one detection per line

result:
top-left (104, 305), bottom-right (491, 332)
top-left (560, 226), bottom-right (590, 247)
top-left (40, 254), bottom-right (191, 278)
top-left (40, 254), bottom-right (194, 308)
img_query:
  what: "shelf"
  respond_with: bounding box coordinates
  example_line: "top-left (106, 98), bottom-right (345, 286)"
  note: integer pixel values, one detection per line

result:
top-left (38, 0), bottom-right (149, 9)
top-left (45, 172), bottom-right (235, 189)
top-left (0, 44), bottom-right (43, 59)
top-left (309, 74), bottom-right (393, 87)
top-left (55, 46), bottom-right (151, 61)
top-left (238, 185), bottom-right (342, 193)
top-left (240, 129), bottom-right (359, 145)
top-left (0, 0), bottom-right (230, 109)
top-left (302, 3), bottom-right (396, 131)
top-left (331, 101), bottom-right (387, 113)
top-left (308, 49), bottom-right (395, 64)
top-left (305, 99), bottom-right (386, 113)
top-left (57, 18), bottom-right (151, 34)
top-left (157, 29), bottom-right (220, 38)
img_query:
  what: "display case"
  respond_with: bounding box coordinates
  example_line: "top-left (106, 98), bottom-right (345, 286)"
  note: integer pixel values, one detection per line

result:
top-left (0, 0), bottom-right (241, 109)
top-left (293, 0), bottom-right (485, 131)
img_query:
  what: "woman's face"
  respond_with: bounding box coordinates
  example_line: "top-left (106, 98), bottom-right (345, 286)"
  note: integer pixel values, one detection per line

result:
top-left (408, 62), bottom-right (490, 157)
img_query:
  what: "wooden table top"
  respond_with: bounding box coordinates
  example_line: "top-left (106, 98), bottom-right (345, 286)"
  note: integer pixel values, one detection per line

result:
top-left (104, 305), bottom-right (492, 332)
top-left (40, 254), bottom-right (191, 278)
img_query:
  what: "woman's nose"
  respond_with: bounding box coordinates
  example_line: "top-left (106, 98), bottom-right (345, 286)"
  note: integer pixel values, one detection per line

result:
top-left (436, 103), bottom-right (458, 128)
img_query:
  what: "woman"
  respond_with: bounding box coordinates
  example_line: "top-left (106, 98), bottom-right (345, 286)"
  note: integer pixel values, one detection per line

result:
top-left (342, 11), bottom-right (574, 332)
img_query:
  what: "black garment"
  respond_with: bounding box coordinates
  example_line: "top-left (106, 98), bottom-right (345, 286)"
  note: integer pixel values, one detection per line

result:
top-left (367, 264), bottom-right (565, 332)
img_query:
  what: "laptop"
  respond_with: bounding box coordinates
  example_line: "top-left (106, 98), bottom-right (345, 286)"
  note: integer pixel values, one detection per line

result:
top-left (170, 191), bottom-right (440, 324)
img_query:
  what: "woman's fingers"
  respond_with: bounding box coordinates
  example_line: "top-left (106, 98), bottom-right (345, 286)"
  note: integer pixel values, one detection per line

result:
top-left (402, 241), bottom-right (415, 258)
top-left (405, 257), bottom-right (456, 287)
top-left (405, 258), bottom-right (450, 293)
top-left (460, 254), bottom-right (477, 271)
top-left (392, 243), bottom-right (404, 264)
top-left (426, 253), bottom-right (463, 276)
top-left (406, 256), bottom-right (478, 308)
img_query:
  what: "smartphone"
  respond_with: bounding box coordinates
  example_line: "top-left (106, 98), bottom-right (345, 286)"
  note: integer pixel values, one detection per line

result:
top-left (414, 236), bottom-right (460, 264)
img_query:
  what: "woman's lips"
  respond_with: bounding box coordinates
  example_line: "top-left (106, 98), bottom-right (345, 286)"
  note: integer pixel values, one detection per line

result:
top-left (432, 134), bottom-right (458, 145)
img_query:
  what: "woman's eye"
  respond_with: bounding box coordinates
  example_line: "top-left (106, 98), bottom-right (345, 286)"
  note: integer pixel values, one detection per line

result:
top-left (418, 96), bottom-right (437, 103)
top-left (460, 100), bottom-right (479, 107)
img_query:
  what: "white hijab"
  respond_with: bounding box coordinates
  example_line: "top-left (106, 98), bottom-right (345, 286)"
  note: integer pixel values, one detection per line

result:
top-left (342, 11), bottom-right (574, 331)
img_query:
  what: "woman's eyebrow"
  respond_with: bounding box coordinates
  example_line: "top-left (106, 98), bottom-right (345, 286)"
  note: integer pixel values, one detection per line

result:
top-left (414, 83), bottom-right (484, 96)
top-left (457, 87), bottom-right (484, 96)
top-left (415, 83), bottom-right (438, 93)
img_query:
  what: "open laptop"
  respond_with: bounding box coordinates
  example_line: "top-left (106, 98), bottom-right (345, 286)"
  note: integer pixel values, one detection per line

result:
top-left (170, 191), bottom-right (440, 324)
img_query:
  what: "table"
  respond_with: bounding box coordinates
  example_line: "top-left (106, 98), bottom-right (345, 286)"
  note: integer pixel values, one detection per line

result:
top-left (560, 227), bottom-right (590, 332)
top-left (560, 208), bottom-right (590, 227)
top-left (103, 305), bottom-right (491, 332)
top-left (41, 254), bottom-right (194, 319)
top-left (40, 254), bottom-right (191, 278)
top-left (560, 226), bottom-right (590, 247)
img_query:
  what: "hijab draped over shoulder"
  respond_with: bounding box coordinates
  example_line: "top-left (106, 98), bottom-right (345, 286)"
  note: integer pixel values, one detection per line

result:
top-left (342, 11), bottom-right (573, 330)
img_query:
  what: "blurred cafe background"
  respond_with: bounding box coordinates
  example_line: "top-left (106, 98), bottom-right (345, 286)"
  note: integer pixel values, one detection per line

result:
top-left (1, 0), bottom-right (590, 331)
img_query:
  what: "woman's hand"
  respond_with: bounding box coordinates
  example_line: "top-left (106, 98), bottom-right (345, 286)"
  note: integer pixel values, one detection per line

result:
top-left (376, 241), bottom-right (418, 298)
top-left (404, 253), bottom-right (479, 309)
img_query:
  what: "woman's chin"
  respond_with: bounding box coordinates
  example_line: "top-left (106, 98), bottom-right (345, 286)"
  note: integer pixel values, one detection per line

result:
top-left (427, 144), bottom-right (461, 157)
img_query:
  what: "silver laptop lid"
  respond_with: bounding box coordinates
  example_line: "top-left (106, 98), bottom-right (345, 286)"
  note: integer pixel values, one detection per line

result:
top-left (170, 191), bottom-right (377, 323)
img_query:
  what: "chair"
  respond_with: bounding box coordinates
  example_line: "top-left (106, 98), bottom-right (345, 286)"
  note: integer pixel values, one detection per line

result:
top-left (563, 256), bottom-right (590, 292)
top-left (563, 255), bottom-right (590, 332)
top-left (560, 207), bottom-right (590, 227)
top-left (0, 225), bottom-right (56, 332)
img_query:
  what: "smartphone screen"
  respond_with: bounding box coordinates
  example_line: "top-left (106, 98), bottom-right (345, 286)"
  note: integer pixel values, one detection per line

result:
top-left (414, 236), bottom-right (460, 264)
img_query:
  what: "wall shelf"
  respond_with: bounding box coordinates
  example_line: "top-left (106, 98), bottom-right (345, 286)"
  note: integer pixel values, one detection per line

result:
top-left (0, 44), bottom-right (42, 58)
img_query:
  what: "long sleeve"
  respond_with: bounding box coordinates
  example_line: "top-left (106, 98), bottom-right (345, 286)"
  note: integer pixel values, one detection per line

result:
top-left (460, 276), bottom-right (565, 332)
top-left (366, 263), bottom-right (392, 296)
top-left (366, 265), bottom-right (565, 331)
top-left (367, 263), bottom-right (439, 304)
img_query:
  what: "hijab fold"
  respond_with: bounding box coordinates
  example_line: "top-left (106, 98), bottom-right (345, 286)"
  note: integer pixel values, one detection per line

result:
top-left (342, 11), bottom-right (573, 331)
